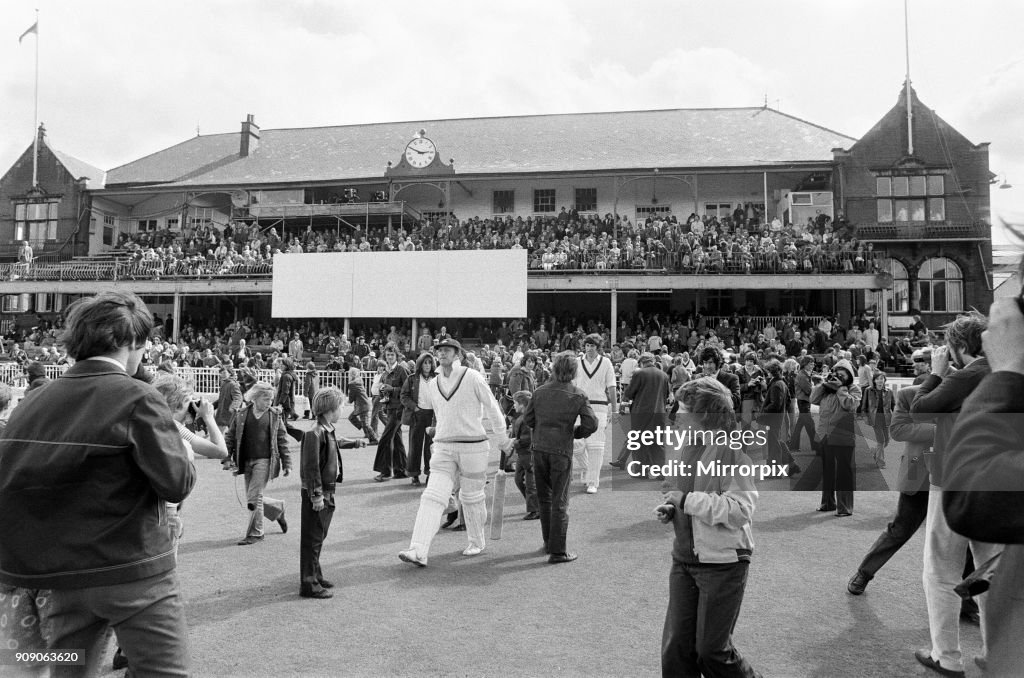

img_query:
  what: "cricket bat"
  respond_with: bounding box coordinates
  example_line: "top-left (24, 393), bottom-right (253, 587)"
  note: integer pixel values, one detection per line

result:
top-left (490, 469), bottom-right (508, 540)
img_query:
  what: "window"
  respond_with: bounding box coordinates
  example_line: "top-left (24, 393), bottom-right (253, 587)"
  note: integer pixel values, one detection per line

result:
top-left (636, 205), bottom-right (672, 220)
top-left (917, 257), bottom-right (963, 313)
top-left (865, 258), bottom-right (910, 314)
top-left (34, 293), bottom-right (64, 313)
top-left (14, 200), bottom-right (59, 245)
top-left (704, 203), bottom-right (731, 219)
top-left (790, 193), bottom-right (813, 206)
top-left (102, 215), bottom-right (116, 246)
top-left (574, 188), bottom-right (597, 213)
top-left (1, 294), bottom-right (32, 313)
top-left (137, 219), bottom-right (157, 232)
top-left (167, 218), bottom-right (179, 230)
top-left (876, 174), bottom-right (946, 224)
top-left (493, 190), bottom-right (514, 214)
top-left (533, 189), bottom-right (556, 213)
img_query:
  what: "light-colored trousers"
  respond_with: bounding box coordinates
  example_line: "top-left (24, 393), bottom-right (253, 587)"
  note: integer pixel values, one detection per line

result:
top-left (408, 441), bottom-right (489, 560)
top-left (573, 406), bottom-right (608, 488)
top-left (922, 487), bottom-right (1003, 672)
top-left (245, 458), bottom-right (285, 538)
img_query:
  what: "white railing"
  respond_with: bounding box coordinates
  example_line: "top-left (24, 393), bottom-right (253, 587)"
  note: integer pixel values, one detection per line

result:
top-left (3, 364), bottom-right (376, 398)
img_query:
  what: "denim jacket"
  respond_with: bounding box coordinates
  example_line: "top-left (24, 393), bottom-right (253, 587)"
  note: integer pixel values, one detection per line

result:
top-left (523, 381), bottom-right (598, 456)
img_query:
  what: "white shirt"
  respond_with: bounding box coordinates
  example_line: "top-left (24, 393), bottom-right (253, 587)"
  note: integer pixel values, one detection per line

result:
top-left (417, 376), bottom-right (433, 410)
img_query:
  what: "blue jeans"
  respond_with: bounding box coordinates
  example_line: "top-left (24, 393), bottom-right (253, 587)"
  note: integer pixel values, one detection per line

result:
top-left (662, 560), bottom-right (760, 678)
top-left (533, 451), bottom-right (571, 555)
top-left (38, 570), bottom-right (189, 677)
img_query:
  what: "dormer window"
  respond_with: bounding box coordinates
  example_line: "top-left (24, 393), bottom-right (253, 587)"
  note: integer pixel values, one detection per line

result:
top-left (875, 173), bottom-right (945, 223)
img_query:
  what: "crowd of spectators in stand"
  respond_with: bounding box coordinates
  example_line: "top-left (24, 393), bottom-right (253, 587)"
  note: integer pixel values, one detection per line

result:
top-left (94, 208), bottom-right (876, 278)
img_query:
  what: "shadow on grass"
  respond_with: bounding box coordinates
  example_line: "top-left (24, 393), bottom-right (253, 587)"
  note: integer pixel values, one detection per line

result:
top-left (178, 538), bottom-right (247, 556)
top-left (594, 519), bottom-right (664, 543)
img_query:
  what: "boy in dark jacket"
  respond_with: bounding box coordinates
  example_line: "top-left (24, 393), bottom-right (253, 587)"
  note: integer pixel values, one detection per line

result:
top-left (510, 390), bottom-right (539, 520)
top-left (299, 387), bottom-right (366, 599)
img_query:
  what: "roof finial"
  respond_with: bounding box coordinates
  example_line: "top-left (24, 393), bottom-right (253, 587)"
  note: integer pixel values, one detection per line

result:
top-left (763, 92), bottom-right (768, 108)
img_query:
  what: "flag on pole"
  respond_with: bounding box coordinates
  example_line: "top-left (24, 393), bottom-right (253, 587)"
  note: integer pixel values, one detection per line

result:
top-left (19, 21), bottom-right (38, 44)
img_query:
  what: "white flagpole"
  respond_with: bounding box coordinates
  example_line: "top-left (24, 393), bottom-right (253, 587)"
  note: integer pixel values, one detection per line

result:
top-left (31, 8), bottom-right (40, 188)
top-left (904, 0), bottom-right (913, 156)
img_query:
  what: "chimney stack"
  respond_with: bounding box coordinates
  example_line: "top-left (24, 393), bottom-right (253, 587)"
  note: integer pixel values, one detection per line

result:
top-left (240, 114), bottom-right (260, 157)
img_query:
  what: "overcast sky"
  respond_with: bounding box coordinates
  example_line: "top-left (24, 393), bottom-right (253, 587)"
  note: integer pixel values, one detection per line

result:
top-left (1, 0), bottom-right (1021, 245)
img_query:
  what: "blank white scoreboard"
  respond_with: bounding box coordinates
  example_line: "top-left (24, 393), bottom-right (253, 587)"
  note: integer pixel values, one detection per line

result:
top-left (272, 250), bottom-right (528, 318)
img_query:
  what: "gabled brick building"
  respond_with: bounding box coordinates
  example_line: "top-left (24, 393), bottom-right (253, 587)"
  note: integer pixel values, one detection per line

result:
top-left (834, 82), bottom-right (993, 329)
top-left (0, 125), bottom-right (104, 262)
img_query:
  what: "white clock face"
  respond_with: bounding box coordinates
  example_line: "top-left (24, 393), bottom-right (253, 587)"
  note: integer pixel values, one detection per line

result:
top-left (405, 137), bottom-right (437, 169)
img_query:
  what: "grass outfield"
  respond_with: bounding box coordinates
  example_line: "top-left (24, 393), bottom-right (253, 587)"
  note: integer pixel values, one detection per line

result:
top-left (99, 416), bottom-right (983, 678)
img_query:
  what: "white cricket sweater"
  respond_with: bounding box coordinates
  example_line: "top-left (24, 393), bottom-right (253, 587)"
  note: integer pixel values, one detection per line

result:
top-left (573, 354), bottom-right (616, 403)
top-left (425, 366), bottom-right (510, 446)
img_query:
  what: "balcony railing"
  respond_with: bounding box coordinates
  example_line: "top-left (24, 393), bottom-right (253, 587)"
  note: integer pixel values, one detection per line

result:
top-left (855, 221), bottom-right (990, 241)
top-left (0, 250), bottom-right (885, 283)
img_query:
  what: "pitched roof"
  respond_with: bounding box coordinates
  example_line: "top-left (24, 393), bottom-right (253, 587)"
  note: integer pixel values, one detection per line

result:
top-left (49, 142), bottom-right (106, 189)
top-left (104, 107), bottom-right (855, 189)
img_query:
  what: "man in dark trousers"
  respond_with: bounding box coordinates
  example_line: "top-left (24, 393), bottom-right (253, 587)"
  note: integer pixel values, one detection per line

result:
top-left (847, 377), bottom-right (933, 594)
top-left (373, 345), bottom-right (409, 482)
top-left (611, 352), bottom-right (669, 474)
top-left (523, 352), bottom-right (597, 563)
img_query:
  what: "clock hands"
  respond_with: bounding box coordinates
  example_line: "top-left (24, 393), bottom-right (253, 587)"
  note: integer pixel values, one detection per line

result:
top-left (407, 147), bottom-right (432, 155)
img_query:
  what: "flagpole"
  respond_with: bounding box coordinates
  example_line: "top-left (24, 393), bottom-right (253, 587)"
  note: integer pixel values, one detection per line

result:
top-left (31, 8), bottom-right (40, 188)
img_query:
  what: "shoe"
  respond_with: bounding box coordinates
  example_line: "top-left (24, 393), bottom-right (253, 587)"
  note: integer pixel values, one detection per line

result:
top-left (548, 552), bottom-right (578, 564)
top-left (788, 463), bottom-right (802, 475)
top-left (374, 474), bottom-right (391, 482)
top-left (300, 588), bottom-right (333, 599)
top-left (585, 484), bottom-right (597, 494)
top-left (278, 516), bottom-right (288, 533)
top-left (974, 656), bottom-right (987, 671)
top-left (609, 460), bottom-right (625, 469)
top-left (960, 609), bottom-right (980, 625)
top-left (411, 476), bottom-right (422, 486)
top-left (318, 579), bottom-right (335, 589)
top-left (236, 535), bottom-right (264, 545)
top-left (398, 549), bottom-right (427, 567)
top-left (848, 571), bottom-right (871, 595)
top-left (442, 510), bottom-right (459, 528)
top-left (462, 545), bottom-right (484, 556)
top-left (816, 505), bottom-right (837, 512)
top-left (523, 511), bottom-right (540, 520)
top-left (835, 511), bottom-right (852, 517)
top-left (452, 523), bottom-right (467, 532)
top-left (914, 649), bottom-right (965, 677)
top-left (394, 473), bottom-right (409, 480)
top-left (112, 647), bottom-right (128, 670)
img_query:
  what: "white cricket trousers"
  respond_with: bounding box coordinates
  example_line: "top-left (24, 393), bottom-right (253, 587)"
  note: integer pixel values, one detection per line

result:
top-left (408, 441), bottom-right (489, 560)
top-left (573, 405), bottom-right (608, 488)
top-left (922, 487), bottom-right (1003, 673)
